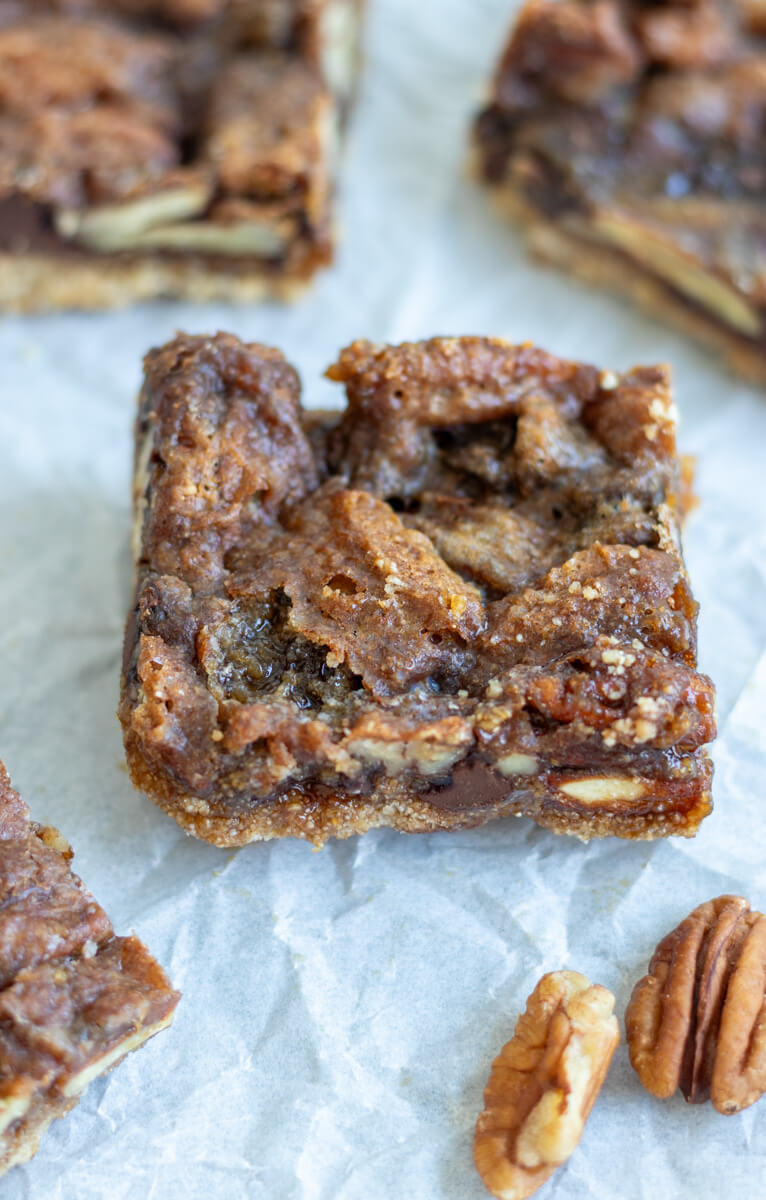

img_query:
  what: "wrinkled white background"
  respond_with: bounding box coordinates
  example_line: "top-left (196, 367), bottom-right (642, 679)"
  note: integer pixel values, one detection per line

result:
top-left (1, 1), bottom-right (766, 1196)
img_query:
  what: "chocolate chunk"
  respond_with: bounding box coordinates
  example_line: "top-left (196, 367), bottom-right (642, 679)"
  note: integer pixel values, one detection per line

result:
top-left (421, 762), bottom-right (513, 813)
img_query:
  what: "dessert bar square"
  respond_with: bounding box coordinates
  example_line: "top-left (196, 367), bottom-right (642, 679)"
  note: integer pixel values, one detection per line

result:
top-left (473, 0), bottom-right (766, 383)
top-left (0, 0), bottom-right (363, 310)
top-left (120, 333), bottom-right (715, 846)
top-left (0, 762), bottom-right (179, 1175)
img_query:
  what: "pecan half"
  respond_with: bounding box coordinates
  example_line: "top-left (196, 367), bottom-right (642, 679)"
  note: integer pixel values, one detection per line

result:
top-left (625, 895), bottom-right (766, 1113)
top-left (473, 970), bottom-right (619, 1200)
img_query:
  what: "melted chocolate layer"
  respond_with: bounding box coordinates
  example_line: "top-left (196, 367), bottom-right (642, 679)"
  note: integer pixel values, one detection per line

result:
top-left (0, 195), bottom-right (76, 255)
top-left (422, 762), bottom-right (512, 813)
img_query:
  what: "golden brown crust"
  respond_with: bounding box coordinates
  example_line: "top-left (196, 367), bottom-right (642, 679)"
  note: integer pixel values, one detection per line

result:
top-left (121, 737), bottom-right (714, 846)
top-left (120, 332), bottom-right (715, 848)
top-left (0, 252), bottom-right (315, 311)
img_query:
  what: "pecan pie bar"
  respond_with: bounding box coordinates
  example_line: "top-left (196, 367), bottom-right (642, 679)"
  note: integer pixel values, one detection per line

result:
top-left (0, 0), bottom-right (363, 310)
top-left (0, 761), bottom-right (179, 1175)
top-left (120, 332), bottom-right (715, 847)
top-left (474, 0), bottom-right (766, 383)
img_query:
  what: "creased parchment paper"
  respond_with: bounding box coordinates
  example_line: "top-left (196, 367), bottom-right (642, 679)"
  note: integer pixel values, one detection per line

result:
top-left (1, 1), bottom-right (765, 1196)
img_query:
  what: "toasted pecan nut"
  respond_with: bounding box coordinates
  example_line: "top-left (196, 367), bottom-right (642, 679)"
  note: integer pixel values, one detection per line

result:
top-left (626, 895), bottom-right (766, 1114)
top-left (474, 970), bottom-right (619, 1200)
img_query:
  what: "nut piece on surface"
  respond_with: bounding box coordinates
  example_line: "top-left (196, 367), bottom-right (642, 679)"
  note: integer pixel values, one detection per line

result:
top-left (626, 895), bottom-right (766, 1114)
top-left (55, 177), bottom-right (213, 251)
top-left (474, 970), bottom-right (619, 1200)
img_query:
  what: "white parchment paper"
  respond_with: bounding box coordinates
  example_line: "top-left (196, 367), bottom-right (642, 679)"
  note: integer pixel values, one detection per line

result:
top-left (1, 1), bottom-right (766, 1196)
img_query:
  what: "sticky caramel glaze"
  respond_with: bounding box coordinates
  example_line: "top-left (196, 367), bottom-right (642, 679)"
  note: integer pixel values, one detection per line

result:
top-left (120, 333), bottom-right (715, 846)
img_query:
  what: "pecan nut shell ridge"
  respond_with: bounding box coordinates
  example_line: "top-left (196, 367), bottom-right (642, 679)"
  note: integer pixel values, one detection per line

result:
top-left (625, 894), bottom-right (766, 1113)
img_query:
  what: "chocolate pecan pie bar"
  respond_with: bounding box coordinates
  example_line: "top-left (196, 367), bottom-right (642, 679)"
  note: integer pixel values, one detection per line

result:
top-left (120, 333), bottom-right (715, 847)
top-left (0, 761), bottom-right (179, 1175)
top-left (0, 0), bottom-right (363, 310)
top-left (474, 0), bottom-right (766, 383)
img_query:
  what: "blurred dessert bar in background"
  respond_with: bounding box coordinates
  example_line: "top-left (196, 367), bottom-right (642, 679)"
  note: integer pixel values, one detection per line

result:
top-left (0, 0), bottom-right (364, 309)
top-left (474, 0), bottom-right (766, 382)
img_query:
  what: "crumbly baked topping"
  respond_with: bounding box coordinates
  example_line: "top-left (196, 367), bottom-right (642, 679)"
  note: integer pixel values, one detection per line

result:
top-left (120, 333), bottom-right (715, 846)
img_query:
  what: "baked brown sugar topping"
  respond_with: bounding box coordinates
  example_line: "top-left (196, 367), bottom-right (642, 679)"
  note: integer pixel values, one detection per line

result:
top-left (0, 762), bottom-right (179, 1176)
top-left (118, 333), bottom-right (715, 849)
top-left (120, 332), bottom-right (715, 847)
top-left (0, 0), bottom-right (363, 309)
top-left (473, 0), bottom-right (766, 383)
